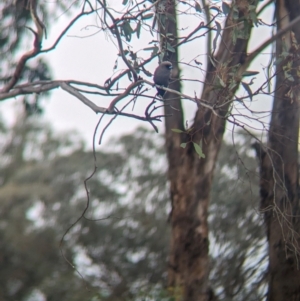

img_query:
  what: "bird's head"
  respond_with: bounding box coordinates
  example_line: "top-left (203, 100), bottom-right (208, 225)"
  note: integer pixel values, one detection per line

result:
top-left (161, 61), bottom-right (173, 70)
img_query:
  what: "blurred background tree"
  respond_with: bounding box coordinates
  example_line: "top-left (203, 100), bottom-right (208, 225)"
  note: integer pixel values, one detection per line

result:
top-left (0, 112), bottom-right (265, 301)
top-left (2, 1), bottom-right (297, 300)
top-left (0, 0), bottom-right (75, 114)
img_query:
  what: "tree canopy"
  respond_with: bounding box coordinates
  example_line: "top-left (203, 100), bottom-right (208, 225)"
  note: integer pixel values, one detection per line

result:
top-left (0, 114), bottom-right (265, 301)
top-left (1, 1), bottom-right (300, 300)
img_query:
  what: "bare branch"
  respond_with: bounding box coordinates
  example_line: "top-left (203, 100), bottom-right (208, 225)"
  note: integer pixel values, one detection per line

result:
top-left (107, 80), bottom-right (144, 112)
top-left (97, 0), bottom-right (138, 82)
top-left (1, 31), bottom-right (41, 93)
top-left (0, 82), bottom-right (60, 101)
top-left (41, 10), bottom-right (96, 53)
top-left (60, 82), bottom-right (107, 113)
top-left (142, 79), bottom-right (222, 117)
top-left (240, 15), bottom-right (300, 77)
top-left (105, 54), bottom-right (159, 91)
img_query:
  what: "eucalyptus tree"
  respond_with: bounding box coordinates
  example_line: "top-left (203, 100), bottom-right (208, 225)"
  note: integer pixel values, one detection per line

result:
top-left (0, 115), bottom-right (264, 301)
top-left (1, 1), bottom-right (300, 300)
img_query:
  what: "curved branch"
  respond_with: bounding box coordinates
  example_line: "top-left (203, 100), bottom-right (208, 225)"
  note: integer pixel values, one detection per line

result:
top-left (60, 82), bottom-right (107, 113)
top-left (0, 79), bottom-right (110, 101)
top-left (141, 79), bottom-right (222, 117)
top-left (1, 76), bottom-right (223, 122)
top-left (0, 81), bottom-right (60, 101)
top-left (41, 10), bottom-right (96, 53)
top-left (239, 14), bottom-right (300, 78)
top-left (1, 29), bottom-right (41, 93)
top-left (107, 80), bottom-right (144, 112)
top-left (97, 0), bottom-right (138, 82)
top-left (105, 54), bottom-right (159, 90)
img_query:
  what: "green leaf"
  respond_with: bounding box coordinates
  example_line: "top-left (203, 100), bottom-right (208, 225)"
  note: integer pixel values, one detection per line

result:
top-left (151, 45), bottom-right (159, 57)
top-left (242, 71), bottom-right (259, 77)
top-left (250, 11), bottom-right (259, 26)
top-left (209, 56), bottom-right (216, 67)
top-left (142, 13), bottom-right (154, 20)
top-left (113, 59), bottom-right (118, 70)
top-left (180, 143), bottom-right (187, 149)
top-left (284, 71), bottom-right (294, 82)
top-left (141, 66), bottom-right (152, 77)
top-left (171, 129), bottom-right (183, 133)
top-left (218, 76), bottom-right (226, 87)
top-left (165, 13), bottom-right (176, 23)
top-left (129, 51), bottom-right (137, 60)
top-left (122, 21), bottom-right (133, 42)
top-left (222, 2), bottom-right (230, 15)
top-left (144, 45), bottom-right (159, 58)
top-left (143, 46), bottom-right (156, 51)
top-left (210, 6), bottom-right (221, 13)
top-left (166, 43), bottom-right (175, 53)
top-left (232, 6), bottom-right (239, 20)
top-left (213, 21), bottom-right (221, 51)
top-left (228, 80), bottom-right (237, 90)
top-left (193, 142), bottom-right (205, 158)
top-left (149, 40), bottom-right (159, 44)
top-left (195, 2), bottom-right (202, 13)
top-left (232, 28), bottom-right (237, 45)
top-left (128, 72), bottom-right (132, 82)
top-left (241, 81), bottom-right (253, 101)
top-left (274, 57), bottom-right (283, 66)
top-left (159, 52), bottom-right (165, 62)
top-left (133, 60), bottom-right (139, 73)
top-left (122, 0), bottom-right (128, 5)
top-left (136, 21), bottom-right (141, 39)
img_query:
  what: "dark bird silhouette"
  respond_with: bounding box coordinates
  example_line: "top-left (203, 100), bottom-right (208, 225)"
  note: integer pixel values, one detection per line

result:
top-left (153, 61), bottom-right (173, 97)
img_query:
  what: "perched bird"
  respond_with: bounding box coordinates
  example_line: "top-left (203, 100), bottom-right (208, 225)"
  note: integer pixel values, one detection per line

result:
top-left (153, 61), bottom-right (173, 97)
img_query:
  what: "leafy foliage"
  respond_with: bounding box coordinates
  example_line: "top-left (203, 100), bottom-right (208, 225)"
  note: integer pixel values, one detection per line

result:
top-left (0, 115), bottom-right (169, 301)
top-left (0, 1), bottom-right (76, 114)
top-left (0, 115), bottom-right (265, 301)
top-left (210, 133), bottom-right (267, 300)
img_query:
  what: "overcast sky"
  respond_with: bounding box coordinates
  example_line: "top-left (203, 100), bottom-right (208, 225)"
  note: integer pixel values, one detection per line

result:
top-left (1, 1), bottom-right (274, 148)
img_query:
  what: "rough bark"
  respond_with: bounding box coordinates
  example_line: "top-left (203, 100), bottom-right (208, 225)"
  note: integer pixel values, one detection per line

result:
top-left (157, 1), bottom-right (257, 300)
top-left (255, 0), bottom-right (300, 300)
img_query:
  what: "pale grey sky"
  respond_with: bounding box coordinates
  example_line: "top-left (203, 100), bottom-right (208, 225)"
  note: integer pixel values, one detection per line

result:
top-left (1, 1), bottom-right (274, 148)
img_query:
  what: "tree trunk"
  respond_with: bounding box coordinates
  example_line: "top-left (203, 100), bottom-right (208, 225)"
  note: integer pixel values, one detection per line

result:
top-left (157, 1), bottom-right (257, 300)
top-left (255, 1), bottom-right (300, 300)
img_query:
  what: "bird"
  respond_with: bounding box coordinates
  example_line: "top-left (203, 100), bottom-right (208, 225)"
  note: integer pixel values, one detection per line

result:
top-left (153, 61), bottom-right (173, 97)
